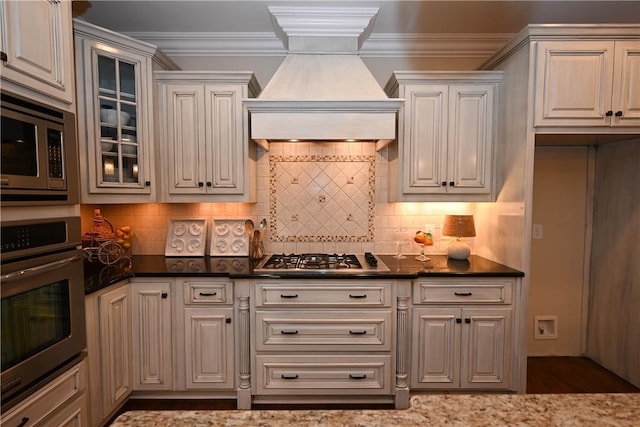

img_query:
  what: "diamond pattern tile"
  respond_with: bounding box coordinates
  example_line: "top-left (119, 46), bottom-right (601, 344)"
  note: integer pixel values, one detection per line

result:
top-left (270, 154), bottom-right (375, 242)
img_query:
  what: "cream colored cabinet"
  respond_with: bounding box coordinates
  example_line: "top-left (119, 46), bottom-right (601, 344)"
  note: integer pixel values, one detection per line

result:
top-left (0, 359), bottom-right (88, 427)
top-left (130, 279), bottom-right (173, 391)
top-left (74, 20), bottom-right (177, 203)
top-left (534, 40), bottom-right (640, 127)
top-left (178, 279), bottom-right (235, 390)
top-left (411, 280), bottom-right (514, 390)
top-left (156, 72), bottom-right (261, 202)
top-left (252, 281), bottom-right (395, 402)
top-left (385, 72), bottom-right (501, 202)
top-left (85, 280), bottom-right (132, 427)
top-left (0, 0), bottom-right (75, 109)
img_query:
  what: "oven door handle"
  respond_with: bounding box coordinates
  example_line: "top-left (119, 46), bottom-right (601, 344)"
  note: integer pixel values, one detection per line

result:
top-left (1, 254), bottom-right (82, 282)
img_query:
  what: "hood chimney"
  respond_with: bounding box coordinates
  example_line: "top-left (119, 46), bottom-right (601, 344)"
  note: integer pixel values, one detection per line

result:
top-left (244, 6), bottom-right (403, 150)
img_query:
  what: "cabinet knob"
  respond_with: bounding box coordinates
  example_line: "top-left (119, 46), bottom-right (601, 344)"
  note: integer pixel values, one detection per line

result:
top-left (225, 317), bottom-right (231, 324)
top-left (198, 182), bottom-right (204, 187)
top-left (615, 111), bottom-right (623, 117)
top-left (0, 51), bottom-right (7, 62)
top-left (449, 181), bottom-right (455, 187)
top-left (456, 318), bottom-right (462, 323)
top-left (161, 293), bottom-right (168, 299)
top-left (441, 181), bottom-right (447, 187)
top-left (206, 181), bottom-right (212, 187)
top-left (145, 181), bottom-right (151, 187)
top-left (605, 110), bottom-right (613, 117)
top-left (465, 318), bottom-right (471, 324)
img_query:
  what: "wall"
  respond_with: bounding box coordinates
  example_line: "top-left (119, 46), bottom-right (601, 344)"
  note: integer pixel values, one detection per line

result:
top-left (587, 138), bottom-right (640, 387)
top-left (528, 146), bottom-right (590, 356)
top-left (82, 142), bottom-right (474, 256)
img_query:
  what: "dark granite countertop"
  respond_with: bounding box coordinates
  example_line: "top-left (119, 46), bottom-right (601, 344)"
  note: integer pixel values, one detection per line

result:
top-left (84, 254), bottom-right (523, 295)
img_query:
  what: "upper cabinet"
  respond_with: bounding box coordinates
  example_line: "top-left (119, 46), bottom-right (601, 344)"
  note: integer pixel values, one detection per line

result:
top-left (74, 20), bottom-right (178, 203)
top-left (385, 72), bottom-right (502, 202)
top-left (0, 0), bottom-right (75, 110)
top-left (534, 40), bottom-right (640, 128)
top-left (156, 72), bottom-right (261, 203)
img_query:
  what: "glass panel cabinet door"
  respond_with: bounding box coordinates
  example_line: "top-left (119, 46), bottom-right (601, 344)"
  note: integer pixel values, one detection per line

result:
top-left (95, 53), bottom-right (141, 186)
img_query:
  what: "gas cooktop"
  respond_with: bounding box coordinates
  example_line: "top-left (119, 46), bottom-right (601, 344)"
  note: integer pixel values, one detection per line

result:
top-left (253, 253), bottom-right (389, 274)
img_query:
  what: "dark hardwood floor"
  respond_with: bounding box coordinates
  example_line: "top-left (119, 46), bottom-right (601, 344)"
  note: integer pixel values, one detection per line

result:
top-left (111, 356), bottom-right (639, 423)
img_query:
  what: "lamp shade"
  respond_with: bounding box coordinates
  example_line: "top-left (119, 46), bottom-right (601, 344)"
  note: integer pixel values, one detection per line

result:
top-left (442, 215), bottom-right (476, 237)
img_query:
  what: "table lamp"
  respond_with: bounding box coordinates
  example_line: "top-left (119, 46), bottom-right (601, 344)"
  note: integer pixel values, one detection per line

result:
top-left (442, 215), bottom-right (476, 260)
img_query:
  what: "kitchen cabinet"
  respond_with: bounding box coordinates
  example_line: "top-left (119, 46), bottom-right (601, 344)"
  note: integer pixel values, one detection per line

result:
top-left (0, 359), bottom-right (88, 427)
top-left (178, 279), bottom-right (235, 390)
top-left (156, 72), bottom-right (260, 202)
top-left (85, 280), bottom-right (132, 427)
top-left (411, 279), bottom-right (514, 390)
top-left (130, 279), bottom-right (173, 391)
top-left (385, 72), bottom-right (501, 202)
top-left (0, 0), bottom-right (75, 109)
top-left (74, 20), bottom-right (178, 203)
top-left (252, 280), bottom-right (397, 404)
top-left (534, 40), bottom-right (640, 128)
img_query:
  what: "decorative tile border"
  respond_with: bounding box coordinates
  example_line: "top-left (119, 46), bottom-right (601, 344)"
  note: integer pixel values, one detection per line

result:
top-left (270, 154), bottom-right (375, 242)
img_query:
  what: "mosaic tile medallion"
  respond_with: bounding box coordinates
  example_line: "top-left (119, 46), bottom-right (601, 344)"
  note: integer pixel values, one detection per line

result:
top-left (270, 154), bottom-right (375, 242)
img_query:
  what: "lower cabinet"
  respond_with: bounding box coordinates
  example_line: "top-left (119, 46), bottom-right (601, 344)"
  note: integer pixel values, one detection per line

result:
top-left (411, 279), bottom-right (515, 390)
top-left (0, 359), bottom-right (89, 427)
top-left (85, 280), bottom-right (132, 426)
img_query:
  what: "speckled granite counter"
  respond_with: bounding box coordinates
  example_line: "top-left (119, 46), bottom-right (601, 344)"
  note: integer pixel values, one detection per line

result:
top-left (111, 393), bottom-right (639, 426)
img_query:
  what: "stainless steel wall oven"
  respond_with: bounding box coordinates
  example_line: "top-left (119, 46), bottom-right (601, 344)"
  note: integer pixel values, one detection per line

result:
top-left (1, 217), bottom-right (86, 408)
top-left (1, 91), bottom-right (79, 205)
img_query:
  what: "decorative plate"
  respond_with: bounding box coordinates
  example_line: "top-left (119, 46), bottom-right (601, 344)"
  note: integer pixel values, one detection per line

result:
top-left (209, 219), bottom-right (249, 256)
top-left (165, 219), bottom-right (207, 257)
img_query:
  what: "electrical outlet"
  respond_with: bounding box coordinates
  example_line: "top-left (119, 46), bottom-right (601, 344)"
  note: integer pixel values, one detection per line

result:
top-left (534, 315), bottom-right (558, 340)
top-left (532, 224), bottom-right (543, 240)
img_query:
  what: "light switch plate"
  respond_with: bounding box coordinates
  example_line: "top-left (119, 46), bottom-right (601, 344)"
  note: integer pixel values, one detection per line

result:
top-left (532, 224), bottom-right (543, 240)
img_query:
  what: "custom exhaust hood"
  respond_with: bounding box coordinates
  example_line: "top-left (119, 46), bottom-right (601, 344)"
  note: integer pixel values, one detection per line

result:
top-left (244, 7), bottom-right (403, 150)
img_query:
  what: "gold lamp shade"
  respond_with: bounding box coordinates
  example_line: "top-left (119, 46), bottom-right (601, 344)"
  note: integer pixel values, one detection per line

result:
top-left (442, 215), bottom-right (476, 260)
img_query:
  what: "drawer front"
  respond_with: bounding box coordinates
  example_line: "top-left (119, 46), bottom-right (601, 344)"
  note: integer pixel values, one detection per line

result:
top-left (184, 280), bottom-right (233, 305)
top-left (2, 359), bottom-right (87, 426)
top-left (255, 310), bottom-right (392, 351)
top-left (255, 282), bottom-right (392, 307)
top-left (414, 280), bottom-right (513, 304)
top-left (255, 355), bottom-right (391, 395)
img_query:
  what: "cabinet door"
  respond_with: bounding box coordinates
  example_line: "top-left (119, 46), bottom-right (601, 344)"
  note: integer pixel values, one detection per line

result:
top-left (612, 41), bottom-right (640, 126)
top-left (534, 41), bottom-right (615, 126)
top-left (0, 0), bottom-right (74, 104)
top-left (205, 85), bottom-right (245, 194)
top-left (460, 308), bottom-right (512, 389)
top-left (402, 85), bottom-right (449, 194)
top-left (447, 85), bottom-right (494, 194)
top-left (131, 281), bottom-right (173, 390)
top-left (184, 308), bottom-right (234, 389)
top-left (164, 84), bottom-right (207, 194)
top-left (411, 307), bottom-right (460, 389)
top-left (99, 285), bottom-right (132, 415)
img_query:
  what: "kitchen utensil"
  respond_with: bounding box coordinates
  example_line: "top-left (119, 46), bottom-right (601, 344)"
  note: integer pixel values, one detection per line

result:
top-left (244, 219), bottom-right (254, 239)
top-left (250, 229), bottom-right (264, 259)
top-left (258, 218), bottom-right (267, 240)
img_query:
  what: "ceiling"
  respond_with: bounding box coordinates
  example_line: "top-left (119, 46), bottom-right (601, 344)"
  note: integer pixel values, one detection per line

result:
top-left (74, 1), bottom-right (639, 37)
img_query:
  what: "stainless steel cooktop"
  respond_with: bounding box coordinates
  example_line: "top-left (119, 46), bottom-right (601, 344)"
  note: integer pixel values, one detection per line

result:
top-left (253, 253), bottom-right (389, 274)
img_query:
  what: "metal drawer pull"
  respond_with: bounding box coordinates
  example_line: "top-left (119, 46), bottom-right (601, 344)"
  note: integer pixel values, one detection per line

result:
top-left (454, 292), bottom-right (473, 296)
top-left (280, 330), bottom-right (299, 335)
top-left (17, 417), bottom-right (30, 427)
top-left (281, 374), bottom-right (299, 380)
top-left (199, 292), bottom-right (217, 296)
top-left (349, 294), bottom-right (367, 299)
top-left (349, 330), bottom-right (367, 335)
top-left (349, 374), bottom-right (367, 379)
top-left (280, 294), bottom-right (299, 298)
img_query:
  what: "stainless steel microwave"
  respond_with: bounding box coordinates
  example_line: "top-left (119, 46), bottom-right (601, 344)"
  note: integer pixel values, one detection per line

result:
top-left (1, 91), bottom-right (79, 205)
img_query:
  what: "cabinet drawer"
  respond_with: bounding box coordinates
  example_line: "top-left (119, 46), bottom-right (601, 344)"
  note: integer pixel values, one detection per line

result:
top-left (255, 310), bottom-right (392, 351)
top-left (255, 282), bottom-right (392, 307)
top-left (184, 280), bottom-right (233, 305)
top-left (255, 355), bottom-right (391, 395)
top-left (413, 280), bottom-right (512, 304)
top-left (2, 359), bottom-right (87, 426)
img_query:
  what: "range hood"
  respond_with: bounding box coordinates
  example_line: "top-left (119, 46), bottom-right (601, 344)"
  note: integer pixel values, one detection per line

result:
top-left (244, 7), bottom-right (403, 150)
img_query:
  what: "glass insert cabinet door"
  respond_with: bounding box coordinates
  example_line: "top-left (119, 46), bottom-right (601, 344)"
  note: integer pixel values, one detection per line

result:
top-left (94, 52), bottom-right (142, 186)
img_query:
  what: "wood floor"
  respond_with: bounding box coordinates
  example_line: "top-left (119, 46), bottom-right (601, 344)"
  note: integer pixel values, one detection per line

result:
top-left (113, 357), bottom-right (639, 419)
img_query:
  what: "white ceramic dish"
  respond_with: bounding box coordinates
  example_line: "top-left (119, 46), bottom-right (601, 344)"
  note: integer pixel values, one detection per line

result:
top-left (100, 108), bottom-right (130, 126)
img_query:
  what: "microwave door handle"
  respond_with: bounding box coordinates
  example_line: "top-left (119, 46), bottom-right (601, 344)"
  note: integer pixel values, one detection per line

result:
top-left (0, 254), bottom-right (82, 282)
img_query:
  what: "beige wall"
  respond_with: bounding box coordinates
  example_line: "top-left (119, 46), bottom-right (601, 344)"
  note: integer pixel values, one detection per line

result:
top-left (529, 146), bottom-right (590, 356)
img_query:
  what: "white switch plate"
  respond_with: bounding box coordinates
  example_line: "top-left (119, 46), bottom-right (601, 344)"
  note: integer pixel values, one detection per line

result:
top-left (532, 224), bottom-right (543, 240)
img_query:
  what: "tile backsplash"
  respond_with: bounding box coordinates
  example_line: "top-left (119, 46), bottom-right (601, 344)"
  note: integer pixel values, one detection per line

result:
top-left (81, 142), bottom-right (474, 256)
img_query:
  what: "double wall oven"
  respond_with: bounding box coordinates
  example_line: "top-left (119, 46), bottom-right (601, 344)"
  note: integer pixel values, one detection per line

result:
top-left (1, 217), bottom-right (86, 409)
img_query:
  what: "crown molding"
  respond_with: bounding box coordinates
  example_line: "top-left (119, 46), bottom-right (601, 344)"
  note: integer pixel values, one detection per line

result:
top-left (122, 31), bottom-right (514, 58)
